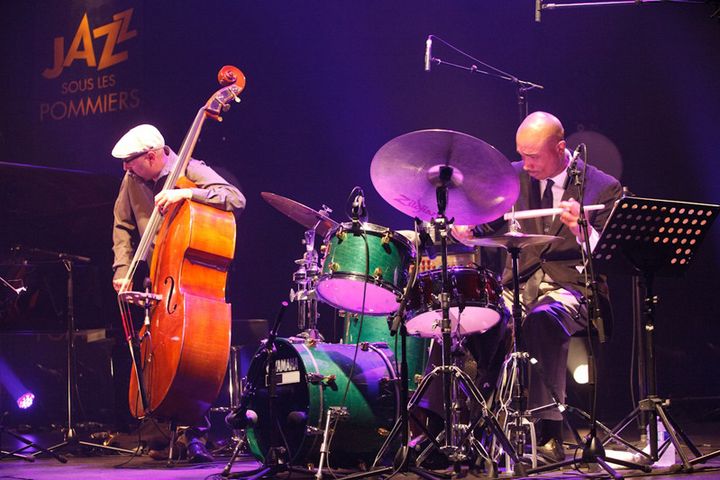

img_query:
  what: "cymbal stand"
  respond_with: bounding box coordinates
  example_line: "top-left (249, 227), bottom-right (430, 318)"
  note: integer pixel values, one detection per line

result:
top-left (417, 176), bottom-right (523, 475)
top-left (290, 211), bottom-right (330, 341)
top-left (494, 241), bottom-right (535, 468)
top-left (41, 255), bottom-right (136, 458)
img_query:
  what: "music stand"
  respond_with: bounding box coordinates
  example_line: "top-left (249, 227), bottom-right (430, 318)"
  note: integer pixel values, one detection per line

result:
top-left (592, 196), bottom-right (719, 470)
top-left (9, 248), bottom-right (138, 458)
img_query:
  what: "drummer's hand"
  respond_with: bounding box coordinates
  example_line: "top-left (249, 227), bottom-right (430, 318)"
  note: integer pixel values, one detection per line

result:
top-left (113, 277), bottom-right (132, 293)
top-left (559, 198), bottom-right (584, 240)
top-left (451, 224), bottom-right (476, 246)
top-left (155, 188), bottom-right (192, 214)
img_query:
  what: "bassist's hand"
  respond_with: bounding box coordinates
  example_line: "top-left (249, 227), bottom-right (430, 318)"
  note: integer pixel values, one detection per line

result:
top-left (155, 188), bottom-right (193, 214)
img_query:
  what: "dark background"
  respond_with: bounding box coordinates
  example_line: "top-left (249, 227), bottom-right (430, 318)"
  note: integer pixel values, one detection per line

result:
top-left (0, 1), bottom-right (718, 426)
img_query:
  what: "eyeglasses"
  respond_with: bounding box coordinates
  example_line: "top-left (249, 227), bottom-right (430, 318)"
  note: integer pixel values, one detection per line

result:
top-left (122, 150), bottom-right (149, 164)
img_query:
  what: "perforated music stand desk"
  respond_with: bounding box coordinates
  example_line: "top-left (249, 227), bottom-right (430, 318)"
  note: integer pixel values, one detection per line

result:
top-left (592, 196), bottom-right (719, 469)
top-left (593, 196), bottom-right (719, 277)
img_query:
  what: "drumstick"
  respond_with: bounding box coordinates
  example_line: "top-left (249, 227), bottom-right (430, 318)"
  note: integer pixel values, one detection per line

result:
top-left (503, 204), bottom-right (604, 221)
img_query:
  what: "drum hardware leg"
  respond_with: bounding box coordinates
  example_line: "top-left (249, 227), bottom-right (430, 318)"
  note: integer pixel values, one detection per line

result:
top-left (221, 435), bottom-right (248, 477)
top-left (291, 226), bottom-right (324, 341)
top-left (604, 273), bottom-right (709, 471)
top-left (166, 421), bottom-right (179, 466)
top-left (315, 406), bottom-right (348, 480)
top-left (0, 423), bottom-right (67, 463)
top-left (211, 347), bottom-right (252, 459)
top-left (166, 420), bottom-right (186, 467)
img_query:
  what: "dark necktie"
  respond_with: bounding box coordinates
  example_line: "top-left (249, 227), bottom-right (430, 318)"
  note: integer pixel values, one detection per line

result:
top-left (541, 179), bottom-right (554, 233)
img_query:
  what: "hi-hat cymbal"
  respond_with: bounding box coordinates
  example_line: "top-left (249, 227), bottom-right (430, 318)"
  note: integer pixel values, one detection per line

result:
top-left (370, 129), bottom-right (519, 225)
top-left (455, 231), bottom-right (562, 250)
top-left (261, 192), bottom-right (338, 237)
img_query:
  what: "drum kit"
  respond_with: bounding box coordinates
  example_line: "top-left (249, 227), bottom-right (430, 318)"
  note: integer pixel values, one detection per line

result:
top-left (226, 129), bottom-right (568, 478)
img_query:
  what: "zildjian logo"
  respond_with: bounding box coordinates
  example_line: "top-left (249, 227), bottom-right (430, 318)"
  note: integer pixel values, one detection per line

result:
top-left (393, 194), bottom-right (435, 217)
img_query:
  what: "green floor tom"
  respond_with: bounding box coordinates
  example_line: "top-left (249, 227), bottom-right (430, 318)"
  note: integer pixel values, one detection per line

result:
top-left (342, 313), bottom-right (430, 392)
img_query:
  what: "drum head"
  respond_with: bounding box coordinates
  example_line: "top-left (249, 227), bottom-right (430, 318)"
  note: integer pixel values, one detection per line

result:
top-left (317, 277), bottom-right (399, 314)
top-left (406, 307), bottom-right (502, 339)
top-left (405, 266), bottom-right (505, 339)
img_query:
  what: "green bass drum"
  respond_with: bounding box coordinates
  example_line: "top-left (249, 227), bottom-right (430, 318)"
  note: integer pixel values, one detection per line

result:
top-left (246, 338), bottom-right (399, 466)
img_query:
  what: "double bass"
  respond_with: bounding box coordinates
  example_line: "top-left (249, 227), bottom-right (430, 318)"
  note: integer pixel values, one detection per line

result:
top-left (118, 66), bottom-right (246, 425)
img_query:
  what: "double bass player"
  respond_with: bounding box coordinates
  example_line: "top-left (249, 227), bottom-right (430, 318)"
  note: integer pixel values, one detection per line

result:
top-left (111, 124), bottom-right (245, 462)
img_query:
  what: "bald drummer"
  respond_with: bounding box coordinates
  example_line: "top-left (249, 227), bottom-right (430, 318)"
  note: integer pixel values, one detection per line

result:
top-left (463, 112), bottom-right (622, 462)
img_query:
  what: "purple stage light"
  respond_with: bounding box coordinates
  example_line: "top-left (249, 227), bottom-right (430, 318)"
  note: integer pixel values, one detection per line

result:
top-left (17, 392), bottom-right (35, 409)
top-left (1, 355), bottom-right (35, 409)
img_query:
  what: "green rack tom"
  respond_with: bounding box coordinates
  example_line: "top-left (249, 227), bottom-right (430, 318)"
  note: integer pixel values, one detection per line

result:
top-left (317, 222), bottom-right (415, 315)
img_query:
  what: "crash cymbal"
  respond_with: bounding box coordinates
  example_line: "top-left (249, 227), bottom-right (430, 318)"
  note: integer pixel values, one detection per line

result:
top-left (455, 231), bottom-right (562, 250)
top-left (261, 192), bottom-right (338, 237)
top-left (370, 129), bottom-right (519, 225)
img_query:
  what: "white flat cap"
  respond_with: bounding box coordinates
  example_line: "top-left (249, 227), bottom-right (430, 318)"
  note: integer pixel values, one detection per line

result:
top-left (111, 124), bottom-right (165, 159)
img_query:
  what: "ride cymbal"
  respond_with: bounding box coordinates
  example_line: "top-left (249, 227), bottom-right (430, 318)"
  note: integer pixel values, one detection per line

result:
top-left (370, 129), bottom-right (519, 225)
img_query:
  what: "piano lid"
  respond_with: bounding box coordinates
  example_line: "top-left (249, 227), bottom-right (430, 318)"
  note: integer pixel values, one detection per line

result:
top-left (0, 161), bottom-right (119, 260)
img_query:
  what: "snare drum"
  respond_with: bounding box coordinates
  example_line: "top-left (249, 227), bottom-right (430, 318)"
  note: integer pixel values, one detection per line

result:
top-left (397, 229), bottom-right (479, 273)
top-left (405, 266), bottom-right (506, 338)
top-left (245, 338), bottom-right (398, 466)
top-left (317, 223), bottom-right (415, 314)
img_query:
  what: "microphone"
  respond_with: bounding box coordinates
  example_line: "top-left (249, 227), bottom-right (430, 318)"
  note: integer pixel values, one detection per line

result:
top-left (225, 408), bottom-right (258, 429)
top-left (424, 36), bottom-right (433, 72)
top-left (352, 193), bottom-right (365, 220)
top-left (569, 144), bottom-right (583, 187)
top-left (347, 186), bottom-right (366, 228)
top-left (535, 0), bottom-right (542, 22)
top-left (287, 410), bottom-right (308, 426)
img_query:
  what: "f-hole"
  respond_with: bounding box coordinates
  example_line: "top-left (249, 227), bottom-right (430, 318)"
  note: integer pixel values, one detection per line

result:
top-left (164, 276), bottom-right (177, 314)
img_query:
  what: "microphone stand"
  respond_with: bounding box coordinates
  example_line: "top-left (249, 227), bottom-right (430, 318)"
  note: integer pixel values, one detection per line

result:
top-left (221, 301), bottom-right (314, 479)
top-left (425, 35), bottom-right (543, 123)
top-left (528, 148), bottom-right (649, 478)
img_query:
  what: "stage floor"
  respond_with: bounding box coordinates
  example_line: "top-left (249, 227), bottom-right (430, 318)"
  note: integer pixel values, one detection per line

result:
top-left (1, 423), bottom-right (719, 479)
